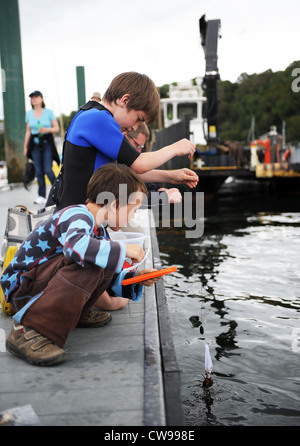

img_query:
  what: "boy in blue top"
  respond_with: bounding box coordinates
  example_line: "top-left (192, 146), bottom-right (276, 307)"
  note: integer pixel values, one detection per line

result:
top-left (50, 72), bottom-right (199, 210)
top-left (1, 163), bottom-right (157, 366)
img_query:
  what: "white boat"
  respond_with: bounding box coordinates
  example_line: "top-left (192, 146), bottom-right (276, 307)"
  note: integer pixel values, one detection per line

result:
top-left (160, 79), bottom-right (207, 146)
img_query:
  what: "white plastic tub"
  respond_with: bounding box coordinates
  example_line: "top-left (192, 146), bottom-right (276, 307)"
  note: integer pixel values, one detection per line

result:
top-left (109, 231), bottom-right (150, 272)
top-left (109, 231), bottom-right (147, 247)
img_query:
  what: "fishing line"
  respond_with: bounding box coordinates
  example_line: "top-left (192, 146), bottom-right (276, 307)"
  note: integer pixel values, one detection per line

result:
top-left (183, 197), bottom-right (214, 389)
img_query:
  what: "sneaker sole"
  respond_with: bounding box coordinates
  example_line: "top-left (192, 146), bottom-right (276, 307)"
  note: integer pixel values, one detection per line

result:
top-left (6, 340), bottom-right (66, 366)
top-left (76, 313), bottom-right (112, 328)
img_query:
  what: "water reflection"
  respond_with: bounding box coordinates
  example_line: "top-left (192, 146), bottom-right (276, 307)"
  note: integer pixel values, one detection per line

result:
top-left (157, 184), bottom-right (300, 426)
top-left (215, 320), bottom-right (239, 359)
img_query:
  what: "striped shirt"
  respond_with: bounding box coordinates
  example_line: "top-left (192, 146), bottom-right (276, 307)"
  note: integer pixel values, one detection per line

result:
top-left (0, 205), bottom-right (143, 303)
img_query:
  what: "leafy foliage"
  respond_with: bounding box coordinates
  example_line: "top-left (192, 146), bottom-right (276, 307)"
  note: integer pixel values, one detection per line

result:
top-left (159, 61), bottom-right (300, 144)
top-left (217, 61), bottom-right (300, 143)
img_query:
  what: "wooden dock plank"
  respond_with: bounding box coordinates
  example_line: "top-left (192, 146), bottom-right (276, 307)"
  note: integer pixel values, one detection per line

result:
top-left (0, 184), bottom-right (184, 426)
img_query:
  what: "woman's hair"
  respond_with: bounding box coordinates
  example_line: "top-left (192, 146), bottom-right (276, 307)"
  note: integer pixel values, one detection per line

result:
top-left (103, 72), bottom-right (160, 125)
top-left (31, 98), bottom-right (46, 109)
top-left (86, 163), bottom-right (148, 206)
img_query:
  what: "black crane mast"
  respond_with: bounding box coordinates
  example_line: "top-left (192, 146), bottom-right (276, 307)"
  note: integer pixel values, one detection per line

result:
top-left (199, 15), bottom-right (221, 145)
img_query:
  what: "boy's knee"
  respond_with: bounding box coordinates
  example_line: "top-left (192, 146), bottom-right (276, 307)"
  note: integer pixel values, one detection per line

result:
top-left (58, 262), bottom-right (114, 293)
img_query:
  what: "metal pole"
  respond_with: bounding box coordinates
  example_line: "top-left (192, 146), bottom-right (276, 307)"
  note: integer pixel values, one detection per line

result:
top-left (76, 66), bottom-right (86, 108)
top-left (0, 0), bottom-right (26, 182)
top-left (269, 125), bottom-right (278, 163)
top-left (199, 16), bottom-right (221, 144)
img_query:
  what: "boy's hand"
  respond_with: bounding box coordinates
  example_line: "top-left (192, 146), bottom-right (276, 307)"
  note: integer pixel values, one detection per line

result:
top-left (135, 269), bottom-right (159, 286)
top-left (172, 139), bottom-right (196, 159)
top-left (169, 168), bottom-right (199, 189)
top-left (125, 244), bottom-right (145, 263)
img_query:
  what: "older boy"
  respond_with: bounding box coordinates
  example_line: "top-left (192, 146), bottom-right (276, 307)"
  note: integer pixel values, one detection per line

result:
top-left (1, 164), bottom-right (158, 366)
top-left (49, 71), bottom-right (198, 210)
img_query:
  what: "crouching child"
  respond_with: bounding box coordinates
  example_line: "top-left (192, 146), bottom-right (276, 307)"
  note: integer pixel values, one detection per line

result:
top-left (0, 163), bottom-right (157, 366)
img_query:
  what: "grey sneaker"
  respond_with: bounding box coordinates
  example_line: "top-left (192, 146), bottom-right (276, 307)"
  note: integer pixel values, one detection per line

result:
top-left (6, 323), bottom-right (65, 366)
top-left (77, 307), bottom-right (112, 328)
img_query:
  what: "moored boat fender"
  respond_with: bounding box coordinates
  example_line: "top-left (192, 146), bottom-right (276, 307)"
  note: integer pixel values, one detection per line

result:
top-left (281, 147), bottom-right (291, 161)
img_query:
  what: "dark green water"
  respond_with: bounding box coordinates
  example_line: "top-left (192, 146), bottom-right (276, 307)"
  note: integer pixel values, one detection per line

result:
top-left (157, 181), bottom-right (300, 426)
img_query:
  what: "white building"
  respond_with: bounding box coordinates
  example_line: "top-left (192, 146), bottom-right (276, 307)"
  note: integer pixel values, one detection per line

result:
top-left (160, 79), bottom-right (207, 145)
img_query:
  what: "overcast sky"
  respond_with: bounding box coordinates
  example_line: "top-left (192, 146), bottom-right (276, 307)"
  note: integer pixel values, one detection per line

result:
top-left (1, 0), bottom-right (300, 118)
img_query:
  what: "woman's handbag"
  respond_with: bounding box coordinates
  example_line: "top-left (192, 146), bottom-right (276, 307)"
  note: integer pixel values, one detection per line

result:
top-left (22, 160), bottom-right (36, 190)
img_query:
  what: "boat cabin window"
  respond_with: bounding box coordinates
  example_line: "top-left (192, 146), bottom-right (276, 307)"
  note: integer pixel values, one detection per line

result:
top-left (167, 103), bottom-right (173, 119)
top-left (178, 103), bottom-right (197, 120)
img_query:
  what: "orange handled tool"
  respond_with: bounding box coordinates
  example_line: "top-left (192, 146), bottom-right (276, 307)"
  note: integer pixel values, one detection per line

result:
top-left (122, 266), bottom-right (177, 285)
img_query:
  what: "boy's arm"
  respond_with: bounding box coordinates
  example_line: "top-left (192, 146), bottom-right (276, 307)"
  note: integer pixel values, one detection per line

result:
top-left (139, 168), bottom-right (199, 189)
top-left (130, 138), bottom-right (196, 174)
top-left (107, 270), bottom-right (143, 302)
top-left (23, 123), bottom-right (31, 156)
top-left (54, 207), bottom-right (126, 273)
top-left (107, 267), bottom-right (160, 303)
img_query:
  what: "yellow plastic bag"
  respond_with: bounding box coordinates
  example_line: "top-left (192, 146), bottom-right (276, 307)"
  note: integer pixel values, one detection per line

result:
top-left (0, 246), bottom-right (18, 315)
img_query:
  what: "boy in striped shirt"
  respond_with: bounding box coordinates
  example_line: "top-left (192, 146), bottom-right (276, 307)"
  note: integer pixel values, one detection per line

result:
top-left (0, 163), bottom-right (157, 366)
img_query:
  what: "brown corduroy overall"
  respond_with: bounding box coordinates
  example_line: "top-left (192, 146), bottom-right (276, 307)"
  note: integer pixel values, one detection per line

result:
top-left (11, 254), bottom-right (114, 347)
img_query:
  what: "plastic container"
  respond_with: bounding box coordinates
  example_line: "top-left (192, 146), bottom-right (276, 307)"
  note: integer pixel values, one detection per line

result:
top-left (109, 231), bottom-right (150, 272)
top-left (109, 231), bottom-right (147, 247)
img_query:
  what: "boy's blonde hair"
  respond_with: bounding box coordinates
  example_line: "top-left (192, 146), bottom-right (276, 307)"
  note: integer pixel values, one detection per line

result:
top-left (103, 72), bottom-right (160, 125)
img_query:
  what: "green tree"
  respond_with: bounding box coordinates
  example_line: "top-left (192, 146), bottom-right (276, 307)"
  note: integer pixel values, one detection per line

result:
top-left (217, 61), bottom-right (300, 143)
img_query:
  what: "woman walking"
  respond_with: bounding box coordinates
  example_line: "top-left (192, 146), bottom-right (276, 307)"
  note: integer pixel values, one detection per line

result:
top-left (24, 91), bottom-right (60, 204)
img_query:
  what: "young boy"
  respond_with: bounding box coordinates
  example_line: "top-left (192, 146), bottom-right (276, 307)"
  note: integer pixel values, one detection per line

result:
top-left (49, 71), bottom-right (198, 210)
top-left (0, 163), bottom-right (158, 366)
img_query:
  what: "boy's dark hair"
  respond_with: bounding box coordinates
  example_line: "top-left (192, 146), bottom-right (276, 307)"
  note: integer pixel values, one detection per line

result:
top-left (86, 163), bottom-right (148, 205)
top-left (103, 72), bottom-right (160, 125)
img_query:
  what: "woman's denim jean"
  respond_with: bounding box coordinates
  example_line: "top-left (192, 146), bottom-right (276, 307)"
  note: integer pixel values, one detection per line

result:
top-left (31, 142), bottom-right (56, 198)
